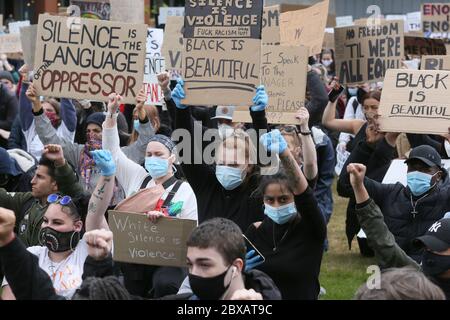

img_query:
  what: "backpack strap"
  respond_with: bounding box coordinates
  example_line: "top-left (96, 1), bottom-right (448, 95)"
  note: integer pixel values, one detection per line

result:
top-left (163, 180), bottom-right (183, 207)
top-left (140, 175), bottom-right (153, 190)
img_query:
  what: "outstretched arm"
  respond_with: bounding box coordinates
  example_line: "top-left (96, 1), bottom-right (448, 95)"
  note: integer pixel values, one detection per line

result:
top-left (85, 150), bottom-right (116, 232)
top-left (296, 107), bottom-right (318, 181)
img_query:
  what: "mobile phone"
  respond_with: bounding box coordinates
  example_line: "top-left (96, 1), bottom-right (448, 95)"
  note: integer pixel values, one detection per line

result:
top-left (242, 234), bottom-right (265, 262)
top-left (328, 85), bottom-right (345, 103)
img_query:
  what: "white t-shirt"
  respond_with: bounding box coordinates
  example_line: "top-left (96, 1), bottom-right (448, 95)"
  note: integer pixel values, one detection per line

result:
top-left (2, 239), bottom-right (89, 300)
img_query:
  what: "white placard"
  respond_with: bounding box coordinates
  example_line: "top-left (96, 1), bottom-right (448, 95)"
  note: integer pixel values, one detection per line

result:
top-left (407, 11), bottom-right (422, 32)
top-left (336, 15), bottom-right (353, 27)
top-left (382, 159), bottom-right (450, 186)
top-left (8, 20), bottom-right (30, 34)
top-left (159, 7), bottom-right (185, 25)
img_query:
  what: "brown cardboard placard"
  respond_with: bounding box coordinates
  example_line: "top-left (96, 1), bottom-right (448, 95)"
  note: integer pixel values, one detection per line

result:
top-left (33, 14), bottom-right (146, 104)
top-left (108, 211), bottom-right (196, 267)
top-left (323, 31), bottom-right (335, 50)
top-left (233, 45), bottom-right (308, 124)
top-left (421, 3), bottom-right (450, 35)
top-left (279, 0), bottom-right (330, 56)
top-left (20, 25), bottom-right (37, 69)
top-left (0, 14), bottom-right (3, 27)
top-left (0, 33), bottom-right (22, 53)
top-left (161, 16), bottom-right (184, 80)
top-left (110, 0), bottom-right (144, 24)
top-left (421, 55), bottom-right (450, 70)
top-left (405, 36), bottom-right (447, 57)
top-left (334, 20), bottom-right (404, 85)
top-left (378, 68), bottom-right (450, 134)
top-left (262, 5), bottom-right (281, 45)
top-left (70, 0), bottom-right (111, 20)
top-left (182, 0), bottom-right (263, 106)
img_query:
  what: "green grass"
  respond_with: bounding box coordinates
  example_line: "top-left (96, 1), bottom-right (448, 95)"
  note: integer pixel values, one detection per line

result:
top-left (319, 180), bottom-right (376, 300)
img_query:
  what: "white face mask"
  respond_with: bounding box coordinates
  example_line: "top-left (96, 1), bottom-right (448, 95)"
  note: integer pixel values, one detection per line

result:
top-left (445, 140), bottom-right (450, 158)
top-left (218, 124), bottom-right (234, 140)
top-left (322, 59), bottom-right (333, 67)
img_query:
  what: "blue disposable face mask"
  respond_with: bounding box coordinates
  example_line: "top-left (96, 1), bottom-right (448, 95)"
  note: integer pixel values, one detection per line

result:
top-left (215, 165), bottom-right (246, 190)
top-left (145, 156), bottom-right (170, 179)
top-left (407, 171), bottom-right (437, 196)
top-left (133, 120), bottom-right (140, 132)
top-left (348, 88), bottom-right (358, 96)
top-left (264, 202), bottom-right (297, 225)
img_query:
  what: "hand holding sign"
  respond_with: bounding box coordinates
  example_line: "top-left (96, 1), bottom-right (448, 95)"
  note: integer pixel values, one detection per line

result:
top-left (146, 211), bottom-right (165, 223)
top-left (365, 117), bottom-right (385, 146)
top-left (295, 107), bottom-right (310, 131)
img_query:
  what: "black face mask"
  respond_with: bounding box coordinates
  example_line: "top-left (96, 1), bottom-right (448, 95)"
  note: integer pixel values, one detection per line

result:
top-left (39, 227), bottom-right (81, 252)
top-left (189, 266), bottom-right (233, 300)
top-left (422, 251), bottom-right (450, 277)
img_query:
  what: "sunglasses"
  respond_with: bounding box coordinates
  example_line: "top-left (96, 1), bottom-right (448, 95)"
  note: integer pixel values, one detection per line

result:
top-left (47, 194), bottom-right (73, 206)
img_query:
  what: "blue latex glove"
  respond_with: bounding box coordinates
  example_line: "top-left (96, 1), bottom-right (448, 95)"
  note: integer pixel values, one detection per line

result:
top-left (245, 250), bottom-right (264, 272)
top-left (250, 85), bottom-right (268, 112)
top-left (260, 129), bottom-right (288, 154)
top-left (91, 150), bottom-right (116, 177)
top-left (172, 78), bottom-right (188, 110)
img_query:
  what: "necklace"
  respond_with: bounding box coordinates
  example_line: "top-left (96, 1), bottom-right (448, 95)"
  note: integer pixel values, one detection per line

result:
top-left (272, 223), bottom-right (289, 252)
top-left (410, 192), bottom-right (429, 219)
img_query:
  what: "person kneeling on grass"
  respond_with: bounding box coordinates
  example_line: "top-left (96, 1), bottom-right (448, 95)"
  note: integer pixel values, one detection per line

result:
top-left (348, 163), bottom-right (450, 300)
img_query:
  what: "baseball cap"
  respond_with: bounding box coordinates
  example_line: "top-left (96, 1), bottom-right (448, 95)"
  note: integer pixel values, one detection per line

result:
top-left (405, 145), bottom-right (442, 168)
top-left (211, 106), bottom-right (236, 121)
top-left (414, 218), bottom-right (450, 252)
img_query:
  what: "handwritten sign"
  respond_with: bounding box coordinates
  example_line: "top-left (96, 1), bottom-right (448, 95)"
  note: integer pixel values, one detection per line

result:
top-left (262, 5), bottom-right (281, 45)
top-left (144, 28), bottom-right (165, 105)
top-left (0, 33), bottom-right (22, 53)
top-left (182, 0), bottom-right (263, 106)
top-left (378, 69), bottom-right (450, 134)
top-left (110, 0), bottom-right (144, 24)
top-left (405, 36), bottom-right (447, 57)
top-left (159, 7), bottom-right (185, 25)
top-left (161, 16), bottom-right (184, 81)
top-left (70, 0), bottom-right (111, 20)
top-left (421, 55), bottom-right (450, 70)
top-left (108, 211), bottom-right (196, 267)
top-left (233, 45), bottom-right (308, 124)
top-left (20, 25), bottom-right (37, 68)
top-left (33, 14), bottom-right (146, 104)
top-left (334, 20), bottom-right (404, 85)
top-left (421, 3), bottom-right (450, 37)
top-left (280, 0), bottom-right (330, 56)
top-left (8, 20), bottom-right (30, 34)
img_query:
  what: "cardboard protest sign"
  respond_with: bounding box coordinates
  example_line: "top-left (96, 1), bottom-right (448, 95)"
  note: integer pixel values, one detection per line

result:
top-left (110, 0), bottom-right (144, 24)
top-left (233, 45), bottom-right (308, 124)
top-left (8, 20), bottom-right (30, 34)
top-left (280, 0), bottom-right (330, 56)
top-left (33, 14), bottom-right (146, 104)
top-left (0, 15), bottom-right (3, 27)
top-left (378, 68), bottom-right (450, 134)
top-left (262, 5), bottom-right (281, 45)
top-left (407, 12), bottom-right (422, 33)
top-left (19, 25), bottom-right (37, 68)
top-left (404, 36), bottom-right (446, 57)
top-left (421, 55), bottom-right (450, 70)
top-left (70, 0), bottom-right (111, 20)
top-left (334, 20), bottom-right (404, 85)
top-left (421, 3), bottom-right (450, 36)
top-left (0, 33), bottom-right (22, 53)
top-left (144, 28), bottom-right (165, 105)
top-left (161, 16), bottom-right (184, 80)
top-left (182, 0), bottom-right (263, 106)
top-left (108, 211), bottom-right (196, 267)
top-left (323, 30), bottom-right (335, 50)
top-left (159, 7), bottom-right (185, 25)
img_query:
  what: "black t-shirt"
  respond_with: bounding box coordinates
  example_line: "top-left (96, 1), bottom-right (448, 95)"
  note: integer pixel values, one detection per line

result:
top-left (245, 188), bottom-right (326, 300)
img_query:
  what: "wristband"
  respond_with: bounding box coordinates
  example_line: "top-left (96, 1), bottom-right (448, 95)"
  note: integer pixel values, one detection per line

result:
top-left (300, 131), bottom-right (312, 136)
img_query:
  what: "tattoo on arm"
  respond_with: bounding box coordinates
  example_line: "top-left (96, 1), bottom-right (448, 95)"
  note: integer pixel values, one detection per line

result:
top-left (88, 202), bottom-right (97, 215)
top-left (281, 154), bottom-right (301, 189)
